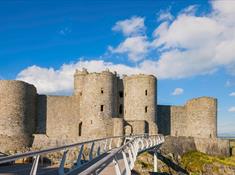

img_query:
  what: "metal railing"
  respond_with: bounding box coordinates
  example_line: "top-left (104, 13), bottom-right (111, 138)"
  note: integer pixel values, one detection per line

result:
top-left (0, 134), bottom-right (163, 175)
top-left (74, 134), bottom-right (165, 175)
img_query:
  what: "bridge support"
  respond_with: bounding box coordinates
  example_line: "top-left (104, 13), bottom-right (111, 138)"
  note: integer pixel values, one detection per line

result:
top-left (153, 150), bottom-right (158, 172)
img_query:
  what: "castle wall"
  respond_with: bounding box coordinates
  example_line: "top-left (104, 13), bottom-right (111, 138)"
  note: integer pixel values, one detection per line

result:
top-left (114, 77), bottom-right (124, 118)
top-left (186, 97), bottom-right (217, 138)
top-left (123, 75), bottom-right (157, 134)
top-left (157, 105), bottom-right (171, 135)
top-left (113, 118), bottom-right (124, 136)
top-left (43, 96), bottom-right (80, 139)
top-left (171, 106), bottom-right (187, 137)
top-left (79, 70), bottom-right (115, 139)
top-left (0, 80), bottom-right (37, 152)
top-left (37, 95), bottom-right (47, 134)
top-left (125, 120), bottom-right (148, 135)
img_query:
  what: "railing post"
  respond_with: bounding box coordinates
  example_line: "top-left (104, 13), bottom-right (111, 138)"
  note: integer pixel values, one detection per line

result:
top-left (109, 138), bottom-right (113, 150)
top-left (153, 150), bottom-right (158, 173)
top-left (30, 155), bottom-right (40, 175)
top-left (113, 156), bottom-right (121, 175)
top-left (58, 150), bottom-right (68, 175)
top-left (76, 144), bottom-right (84, 167)
top-left (122, 150), bottom-right (131, 175)
top-left (127, 146), bottom-right (134, 169)
top-left (97, 142), bottom-right (101, 156)
top-left (104, 139), bottom-right (108, 152)
top-left (89, 142), bottom-right (95, 161)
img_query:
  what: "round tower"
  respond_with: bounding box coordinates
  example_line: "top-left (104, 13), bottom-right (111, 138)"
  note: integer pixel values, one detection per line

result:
top-left (0, 80), bottom-right (37, 152)
top-left (123, 74), bottom-right (157, 134)
top-left (186, 97), bottom-right (217, 138)
top-left (79, 69), bottom-right (115, 139)
top-left (74, 68), bottom-right (88, 96)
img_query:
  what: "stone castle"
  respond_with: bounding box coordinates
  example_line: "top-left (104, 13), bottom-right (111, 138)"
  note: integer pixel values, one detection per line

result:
top-left (0, 68), bottom-right (218, 152)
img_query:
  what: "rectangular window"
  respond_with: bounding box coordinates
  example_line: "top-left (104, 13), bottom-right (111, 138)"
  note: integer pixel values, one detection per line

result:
top-left (101, 105), bottom-right (104, 112)
top-left (119, 104), bottom-right (123, 114)
top-left (101, 88), bottom-right (104, 94)
top-left (145, 90), bottom-right (147, 96)
top-left (78, 122), bottom-right (82, 136)
top-left (145, 106), bottom-right (148, 113)
top-left (119, 91), bottom-right (123, 98)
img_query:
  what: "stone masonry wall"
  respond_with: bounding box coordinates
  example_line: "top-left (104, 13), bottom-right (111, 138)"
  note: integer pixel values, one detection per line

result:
top-left (44, 95), bottom-right (80, 139)
top-left (124, 75), bottom-right (157, 134)
top-left (157, 105), bottom-right (171, 135)
top-left (171, 106), bottom-right (187, 137)
top-left (186, 97), bottom-right (217, 138)
top-left (79, 70), bottom-right (115, 139)
top-left (0, 80), bottom-right (37, 152)
top-left (124, 120), bottom-right (148, 135)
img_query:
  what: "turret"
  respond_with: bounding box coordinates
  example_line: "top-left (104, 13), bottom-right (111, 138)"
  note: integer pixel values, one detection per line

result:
top-left (74, 68), bottom-right (88, 96)
top-left (0, 80), bottom-right (37, 152)
top-left (78, 69), bottom-right (117, 139)
top-left (123, 74), bottom-right (158, 135)
top-left (186, 97), bottom-right (217, 138)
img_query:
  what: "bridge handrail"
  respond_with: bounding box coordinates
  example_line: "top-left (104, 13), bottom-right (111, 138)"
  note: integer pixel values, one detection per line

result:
top-left (0, 134), bottom-right (148, 164)
top-left (75, 134), bottom-right (165, 175)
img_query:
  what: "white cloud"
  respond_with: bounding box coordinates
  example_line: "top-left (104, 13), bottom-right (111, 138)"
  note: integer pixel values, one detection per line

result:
top-left (16, 1), bottom-right (235, 94)
top-left (229, 92), bottom-right (235, 97)
top-left (109, 36), bottom-right (150, 62)
top-left (16, 60), bottom-right (150, 94)
top-left (157, 10), bottom-right (173, 22)
top-left (228, 106), bottom-right (235, 112)
top-left (112, 16), bottom-right (145, 36)
top-left (110, 1), bottom-right (235, 79)
top-left (171, 88), bottom-right (184, 96)
top-left (180, 5), bottom-right (198, 15)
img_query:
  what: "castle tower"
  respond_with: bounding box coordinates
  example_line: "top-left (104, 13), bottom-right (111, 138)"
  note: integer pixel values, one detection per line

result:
top-left (0, 81), bottom-right (37, 152)
top-left (74, 68), bottom-right (88, 96)
top-left (123, 74), bottom-right (158, 135)
top-left (76, 69), bottom-right (116, 139)
top-left (186, 97), bottom-right (217, 138)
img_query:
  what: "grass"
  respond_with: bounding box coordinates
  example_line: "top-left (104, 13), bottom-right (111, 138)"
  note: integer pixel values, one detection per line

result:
top-left (181, 151), bottom-right (235, 174)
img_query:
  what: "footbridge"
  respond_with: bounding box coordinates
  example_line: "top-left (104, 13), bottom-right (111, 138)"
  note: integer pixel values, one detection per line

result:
top-left (0, 134), bottom-right (164, 175)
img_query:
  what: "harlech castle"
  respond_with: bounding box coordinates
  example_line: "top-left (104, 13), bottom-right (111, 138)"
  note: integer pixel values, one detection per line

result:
top-left (0, 68), bottom-right (219, 152)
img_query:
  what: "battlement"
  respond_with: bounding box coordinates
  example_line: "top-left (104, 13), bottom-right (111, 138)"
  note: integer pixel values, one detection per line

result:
top-left (74, 68), bottom-right (117, 77)
top-left (123, 74), bottom-right (156, 80)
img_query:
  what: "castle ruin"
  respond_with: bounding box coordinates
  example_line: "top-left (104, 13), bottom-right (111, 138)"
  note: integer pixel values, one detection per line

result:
top-left (0, 68), bottom-right (219, 152)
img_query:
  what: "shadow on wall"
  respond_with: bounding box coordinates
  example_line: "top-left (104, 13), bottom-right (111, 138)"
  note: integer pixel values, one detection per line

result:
top-left (157, 105), bottom-right (171, 135)
top-left (145, 121), bottom-right (149, 134)
top-left (37, 95), bottom-right (47, 134)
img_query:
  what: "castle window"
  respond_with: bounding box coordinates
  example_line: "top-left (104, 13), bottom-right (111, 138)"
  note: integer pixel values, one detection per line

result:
top-left (101, 105), bottom-right (104, 112)
top-left (119, 104), bottom-right (123, 114)
top-left (145, 90), bottom-right (147, 96)
top-left (119, 91), bottom-right (123, 98)
top-left (145, 106), bottom-right (148, 113)
top-left (101, 88), bottom-right (104, 94)
top-left (78, 122), bottom-right (82, 136)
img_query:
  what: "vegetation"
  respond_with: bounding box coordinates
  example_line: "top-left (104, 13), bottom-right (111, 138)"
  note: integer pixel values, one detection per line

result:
top-left (181, 151), bottom-right (235, 174)
top-left (134, 151), bottom-right (235, 175)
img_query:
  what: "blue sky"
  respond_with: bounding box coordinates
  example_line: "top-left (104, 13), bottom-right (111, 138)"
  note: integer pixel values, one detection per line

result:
top-left (0, 0), bottom-right (235, 134)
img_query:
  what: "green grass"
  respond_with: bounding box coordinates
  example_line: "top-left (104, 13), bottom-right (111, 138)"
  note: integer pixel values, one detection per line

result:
top-left (181, 151), bottom-right (235, 173)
